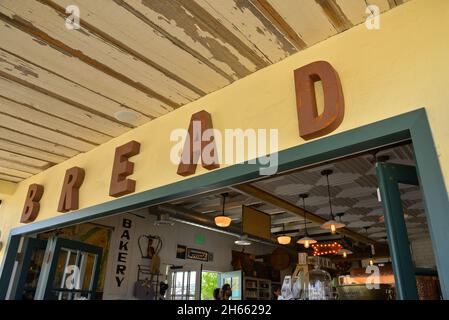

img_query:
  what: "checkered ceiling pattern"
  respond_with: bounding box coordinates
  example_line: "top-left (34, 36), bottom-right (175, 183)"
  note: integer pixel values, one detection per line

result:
top-left (170, 144), bottom-right (429, 243)
top-left (252, 144), bottom-right (429, 242)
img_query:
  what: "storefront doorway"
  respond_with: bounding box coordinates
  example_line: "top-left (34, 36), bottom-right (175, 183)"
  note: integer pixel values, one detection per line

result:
top-left (14, 236), bottom-right (102, 300)
top-left (1, 110), bottom-right (448, 300)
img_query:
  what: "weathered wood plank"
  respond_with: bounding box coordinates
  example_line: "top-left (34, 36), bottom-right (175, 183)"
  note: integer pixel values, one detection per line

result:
top-left (0, 13), bottom-right (171, 119)
top-left (51, 0), bottom-right (231, 93)
top-left (0, 173), bottom-right (22, 183)
top-left (0, 48), bottom-right (151, 125)
top-left (194, 0), bottom-right (297, 63)
top-left (0, 166), bottom-right (33, 179)
top-left (120, 0), bottom-right (259, 79)
top-left (0, 139), bottom-right (67, 164)
top-left (0, 127), bottom-right (78, 158)
top-left (335, 0), bottom-right (368, 25)
top-left (0, 0), bottom-right (200, 109)
top-left (0, 96), bottom-right (111, 145)
top-left (0, 149), bottom-right (50, 168)
top-left (0, 159), bottom-right (43, 174)
top-left (0, 112), bottom-right (96, 152)
top-left (250, 0), bottom-right (307, 50)
top-left (316, 0), bottom-right (353, 33)
top-left (266, 0), bottom-right (337, 46)
top-left (368, 0), bottom-right (394, 12)
top-left (0, 77), bottom-right (131, 137)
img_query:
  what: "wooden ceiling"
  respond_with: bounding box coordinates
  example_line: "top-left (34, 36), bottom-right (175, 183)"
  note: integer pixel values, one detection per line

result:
top-left (0, 0), bottom-right (409, 184)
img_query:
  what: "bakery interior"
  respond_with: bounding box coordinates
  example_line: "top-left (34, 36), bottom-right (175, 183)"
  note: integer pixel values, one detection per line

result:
top-left (20, 142), bottom-right (441, 300)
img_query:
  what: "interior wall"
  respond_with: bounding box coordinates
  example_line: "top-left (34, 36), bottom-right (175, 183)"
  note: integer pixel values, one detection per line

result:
top-left (1, 0), bottom-right (449, 264)
top-left (96, 211), bottom-right (273, 300)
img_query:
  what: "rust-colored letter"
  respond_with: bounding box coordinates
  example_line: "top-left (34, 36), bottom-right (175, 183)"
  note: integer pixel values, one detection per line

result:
top-left (21, 184), bottom-right (44, 223)
top-left (109, 141), bottom-right (141, 198)
top-left (57, 167), bottom-right (85, 213)
top-left (177, 110), bottom-right (219, 177)
top-left (294, 61), bottom-right (345, 140)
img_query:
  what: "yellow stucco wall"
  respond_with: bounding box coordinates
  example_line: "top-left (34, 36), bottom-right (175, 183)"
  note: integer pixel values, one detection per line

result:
top-left (1, 0), bottom-right (449, 262)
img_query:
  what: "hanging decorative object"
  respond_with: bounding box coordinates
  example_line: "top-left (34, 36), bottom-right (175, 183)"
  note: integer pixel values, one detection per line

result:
top-left (311, 242), bottom-right (343, 256)
top-left (337, 248), bottom-right (353, 258)
top-left (369, 244), bottom-right (376, 266)
top-left (215, 193), bottom-right (232, 228)
top-left (277, 223), bottom-right (292, 245)
top-left (337, 235), bottom-right (353, 258)
top-left (320, 170), bottom-right (345, 234)
top-left (297, 194), bottom-right (317, 248)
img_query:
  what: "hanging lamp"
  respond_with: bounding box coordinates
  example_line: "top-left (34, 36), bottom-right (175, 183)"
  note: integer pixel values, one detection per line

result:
top-left (297, 194), bottom-right (317, 248)
top-left (362, 227), bottom-right (375, 265)
top-left (320, 170), bottom-right (345, 234)
top-left (337, 249), bottom-right (353, 258)
top-left (277, 223), bottom-right (291, 245)
top-left (337, 235), bottom-right (353, 258)
top-left (369, 244), bottom-right (376, 266)
top-left (215, 193), bottom-right (232, 228)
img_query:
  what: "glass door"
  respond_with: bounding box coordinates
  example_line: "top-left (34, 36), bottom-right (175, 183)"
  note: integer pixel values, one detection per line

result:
top-left (34, 237), bottom-right (102, 300)
top-left (168, 265), bottom-right (201, 300)
top-left (14, 238), bottom-right (47, 300)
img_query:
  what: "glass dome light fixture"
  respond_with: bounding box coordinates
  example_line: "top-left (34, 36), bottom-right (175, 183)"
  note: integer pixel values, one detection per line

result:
top-left (320, 170), bottom-right (345, 234)
top-left (215, 193), bottom-right (232, 228)
top-left (297, 194), bottom-right (317, 248)
top-left (277, 223), bottom-right (291, 245)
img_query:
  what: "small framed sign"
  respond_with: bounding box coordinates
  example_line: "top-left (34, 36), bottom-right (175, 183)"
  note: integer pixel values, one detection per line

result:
top-left (186, 248), bottom-right (209, 262)
top-left (176, 245), bottom-right (187, 259)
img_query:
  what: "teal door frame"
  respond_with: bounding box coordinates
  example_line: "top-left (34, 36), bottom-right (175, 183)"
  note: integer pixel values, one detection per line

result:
top-left (376, 163), bottom-right (420, 300)
top-left (1, 108), bottom-right (448, 299)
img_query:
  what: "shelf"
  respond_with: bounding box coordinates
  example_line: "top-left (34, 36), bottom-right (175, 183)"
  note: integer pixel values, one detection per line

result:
top-left (243, 276), bottom-right (273, 300)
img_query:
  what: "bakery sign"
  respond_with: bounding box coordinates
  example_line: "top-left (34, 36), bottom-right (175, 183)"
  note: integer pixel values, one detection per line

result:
top-left (19, 61), bottom-right (344, 224)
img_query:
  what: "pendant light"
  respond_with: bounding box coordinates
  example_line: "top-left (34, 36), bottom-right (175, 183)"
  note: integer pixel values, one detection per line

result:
top-left (337, 249), bottom-right (353, 258)
top-left (337, 235), bottom-right (353, 258)
top-left (277, 223), bottom-right (291, 245)
top-left (362, 227), bottom-right (375, 265)
top-left (215, 193), bottom-right (232, 228)
top-left (320, 170), bottom-right (345, 234)
top-left (297, 194), bottom-right (317, 248)
top-left (369, 244), bottom-right (376, 266)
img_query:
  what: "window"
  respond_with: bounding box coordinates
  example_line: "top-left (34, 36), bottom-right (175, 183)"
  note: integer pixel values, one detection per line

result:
top-left (170, 271), bottom-right (197, 300)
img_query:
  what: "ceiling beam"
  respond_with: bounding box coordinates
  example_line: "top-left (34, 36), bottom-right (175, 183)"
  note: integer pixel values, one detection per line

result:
top-left (232, 183), bottom-right (379, 245)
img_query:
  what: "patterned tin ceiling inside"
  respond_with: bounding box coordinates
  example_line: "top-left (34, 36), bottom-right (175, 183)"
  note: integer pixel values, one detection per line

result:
top-left (171, 143), bottom-right (429, 243)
